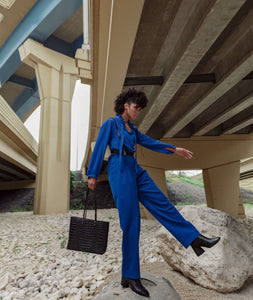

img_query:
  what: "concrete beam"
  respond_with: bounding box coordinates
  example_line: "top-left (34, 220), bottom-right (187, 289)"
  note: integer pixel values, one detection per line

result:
top-left (137, 134), bottom-right (253, 171)
top-left (0, 131), bottom-right (37, 174)
top-left (84, 0), bottom-right (145, 170)
top-left (165, 2), bottom-right (253, 137)
top-left (8, 75), bottom-right (35, 90)
top-left (240, 157), bottom-right (253, 174)
top-left (203, 161), bottom-right (245, 219)
top-left (89, 0), bottom-right (112, 139)
top-left (100, 0), bottom-right (145, 124)
top-left (0, 161), bottom-right (31, 180)
top-left (139, 0), bottom-right (244, 134)
top-left (165, 47), bottom-right (253, 137)
top-left (223, 116), bottom-right (253, 134)
top-left (0, 180), bottom-right (35, 191)
top-left (0, 171), bottom-right (17, 181)
top-left (19, 39), bottom-right (78, 214)
top-left (0, 94), bottom-right (37, 174)
top-left (194, 91), bottom-right (253, 136)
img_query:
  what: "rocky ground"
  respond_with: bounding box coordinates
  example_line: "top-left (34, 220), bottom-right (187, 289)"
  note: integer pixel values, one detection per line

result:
top-left (0, 208), bottom-right (253, 299)
top-left (0, 209), bottom-right (161, 299)
top-left (0, 177), bottom-right (253, 299)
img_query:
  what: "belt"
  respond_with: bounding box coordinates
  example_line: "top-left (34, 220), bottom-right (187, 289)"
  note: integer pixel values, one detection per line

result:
top-left (111, 149), bottom-right (134, 156)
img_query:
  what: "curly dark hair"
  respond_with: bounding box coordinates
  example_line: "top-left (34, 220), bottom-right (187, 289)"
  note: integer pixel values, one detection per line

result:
top-left (114, 88), bottom-right (148, 114)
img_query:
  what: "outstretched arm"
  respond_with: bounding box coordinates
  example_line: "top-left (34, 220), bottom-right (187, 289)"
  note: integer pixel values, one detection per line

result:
top-left (135, 128), bottom-right (176, 154)
top-left (135, 127), bottom-right (193, 159)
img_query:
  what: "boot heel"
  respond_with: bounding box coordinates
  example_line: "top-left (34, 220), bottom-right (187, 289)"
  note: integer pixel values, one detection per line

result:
top-left (121, 277), bottom-right (129, 288)
top-left (192, 245), bottom-right (205, 256)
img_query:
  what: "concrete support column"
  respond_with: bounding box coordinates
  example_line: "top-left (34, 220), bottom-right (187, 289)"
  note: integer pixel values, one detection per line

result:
top-left (139, 165), bottom-right (167, 220)
top-left (203, 161), bottom-right (246, 219)
top-left (19, 39), bottom-right (78, 214)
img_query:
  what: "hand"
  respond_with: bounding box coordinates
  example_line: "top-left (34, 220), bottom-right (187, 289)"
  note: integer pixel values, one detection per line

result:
top-left (174, 147), bottom-right (193, 159)
top-left (165, 146), bottom-right (193, 159)
top-left (88, 177), bottom-right (97, 190)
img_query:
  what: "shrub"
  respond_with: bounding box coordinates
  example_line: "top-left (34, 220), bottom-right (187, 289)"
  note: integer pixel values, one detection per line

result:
top-left (70, 171), bottom-right (75, 191)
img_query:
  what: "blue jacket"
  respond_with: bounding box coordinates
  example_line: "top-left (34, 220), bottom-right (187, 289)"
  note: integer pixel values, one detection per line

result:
top-left (87, 114), bottom-right (176, 179)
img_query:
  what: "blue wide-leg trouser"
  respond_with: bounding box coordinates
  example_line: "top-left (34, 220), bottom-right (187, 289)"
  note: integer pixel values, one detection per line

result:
top-left (107, 154), bottom-right (200, 279)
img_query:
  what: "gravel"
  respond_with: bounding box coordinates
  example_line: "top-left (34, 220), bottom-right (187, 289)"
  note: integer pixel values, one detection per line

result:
top-left (0, 209), bottom-right (162, 299)
top-left (0, 208), bottom-right (252, 299)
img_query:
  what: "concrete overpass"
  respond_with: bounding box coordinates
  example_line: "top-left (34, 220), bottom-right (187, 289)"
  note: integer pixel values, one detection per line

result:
top-left (240, 158), bottom-right (253, 180)
top-left (0, 0), bottom-right (252, 218)
top-left (84, 0), bottom-right (253, 219)
top-left (0, 94), bottom-right (37, 189)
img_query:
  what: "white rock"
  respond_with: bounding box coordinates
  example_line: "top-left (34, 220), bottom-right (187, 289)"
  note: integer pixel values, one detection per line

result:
top-left (105, 266), bottom-right (113, 274)
top-left (9, 237), bottom-right (18, 252)
top-left (73, 278), bottom-right (83, 288)
top-left (85, 281), bottom-right (92, 288)
top-left (95, 274), bottom-right (105, 281)
top-left (156, 206), bottom-right (253, 292)
top-left (81, 289), bottom-right (89, 298)
top-left (0, 272), bottom-right (11, 290)
top-left (64, 286), bottom-right (71, 296)
top-left (94, 272), bottom-right (180, 299)
top-left (32, 292), bottom-right (48, 300)
top-left (2, 208), bottom-right (251, 298)
top-left (18, 279), bottom-right (29, 289)
top-left (44, 268), bottom-right (51, 276)
top-left (57, 289), bottom-right (66, 298)
top-left (0, 293), bottom-right (12, 300)
top-left (69, 287), bottom-right (79, 295)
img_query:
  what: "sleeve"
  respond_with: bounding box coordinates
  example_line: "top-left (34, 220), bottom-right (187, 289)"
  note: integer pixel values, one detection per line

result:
top-left (87, 119), bottom-right (113, 179)
top-left (135, 127), bottom-right (176, 154)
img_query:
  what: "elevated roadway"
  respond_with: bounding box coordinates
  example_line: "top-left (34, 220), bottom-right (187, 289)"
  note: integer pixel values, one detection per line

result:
top-left (83, 0), bottom-right (253, 218)
top-left (0, 0), bottom-right (252, 217)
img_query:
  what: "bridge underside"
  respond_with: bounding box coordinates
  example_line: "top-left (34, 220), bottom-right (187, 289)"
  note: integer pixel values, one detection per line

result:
top-left (0, 0), bottom-right (252, 217)
top-left (81, 0), bottom-right (253, 219)
top-left (0, 94), bottom-right (37, 190)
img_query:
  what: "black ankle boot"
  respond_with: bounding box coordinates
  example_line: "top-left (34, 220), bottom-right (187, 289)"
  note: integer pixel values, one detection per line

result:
top-left (191, 234), bottom-right (220, 257)
top-left (121, 277), bottom-right (150, 297)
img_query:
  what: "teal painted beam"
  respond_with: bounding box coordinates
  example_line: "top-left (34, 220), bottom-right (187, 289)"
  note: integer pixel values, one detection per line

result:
top-left (0, 0), bottom-right (82, 87)
top-left (8, 75), bottom-right (35, 90)
top-left (10, 34), bottom-right (83, 116)
top-left (11, 87), bottom-right (40, 120)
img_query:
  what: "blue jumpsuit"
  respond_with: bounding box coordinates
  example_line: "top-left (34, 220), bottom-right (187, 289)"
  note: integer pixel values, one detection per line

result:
top-left (87, 114), bottom-right (199, 279)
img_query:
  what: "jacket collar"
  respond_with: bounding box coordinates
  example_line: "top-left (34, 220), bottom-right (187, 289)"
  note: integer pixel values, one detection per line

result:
top-left (116, 113), bottom-right (134, 128)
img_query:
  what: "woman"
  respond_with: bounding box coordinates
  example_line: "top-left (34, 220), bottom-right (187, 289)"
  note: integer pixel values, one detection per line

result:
top-left (87, 88), bottom-right (219, 298)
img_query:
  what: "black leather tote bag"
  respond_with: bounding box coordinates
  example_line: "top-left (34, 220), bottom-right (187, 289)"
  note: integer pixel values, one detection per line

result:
top-left (67, 189), bottom-right (109, 255)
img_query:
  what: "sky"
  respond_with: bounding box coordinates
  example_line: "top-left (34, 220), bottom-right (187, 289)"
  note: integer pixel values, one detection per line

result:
top-left (24, 80), bottom-right (90, 171)
top-left (24, 81), bottom-right (201, 176)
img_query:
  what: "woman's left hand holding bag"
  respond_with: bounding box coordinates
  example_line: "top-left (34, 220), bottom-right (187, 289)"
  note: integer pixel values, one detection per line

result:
top-left (88, 177), bottom-right (97, 190)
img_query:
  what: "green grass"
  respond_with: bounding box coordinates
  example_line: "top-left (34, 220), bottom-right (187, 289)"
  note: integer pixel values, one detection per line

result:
top-left (178, 175), bottom-right (204, 188)
top-left (11, 208), bottom-right (27, 212)
top-left (242, 198), bottom-right (253, 205)
top-left (58, 235), bottom-right (68, 248)
top-left (244, 203), bottom-right (253, 211)
top-left (166, 178), bottom-right (172, 183)
top-left (184, 193), bottom-right (192, 199)
top-left (166, 174), bottom-right (204, 188)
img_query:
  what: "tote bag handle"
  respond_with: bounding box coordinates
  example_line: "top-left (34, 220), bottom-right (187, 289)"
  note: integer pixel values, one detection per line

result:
top-left (82, 188), bottom-right (97, 221)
